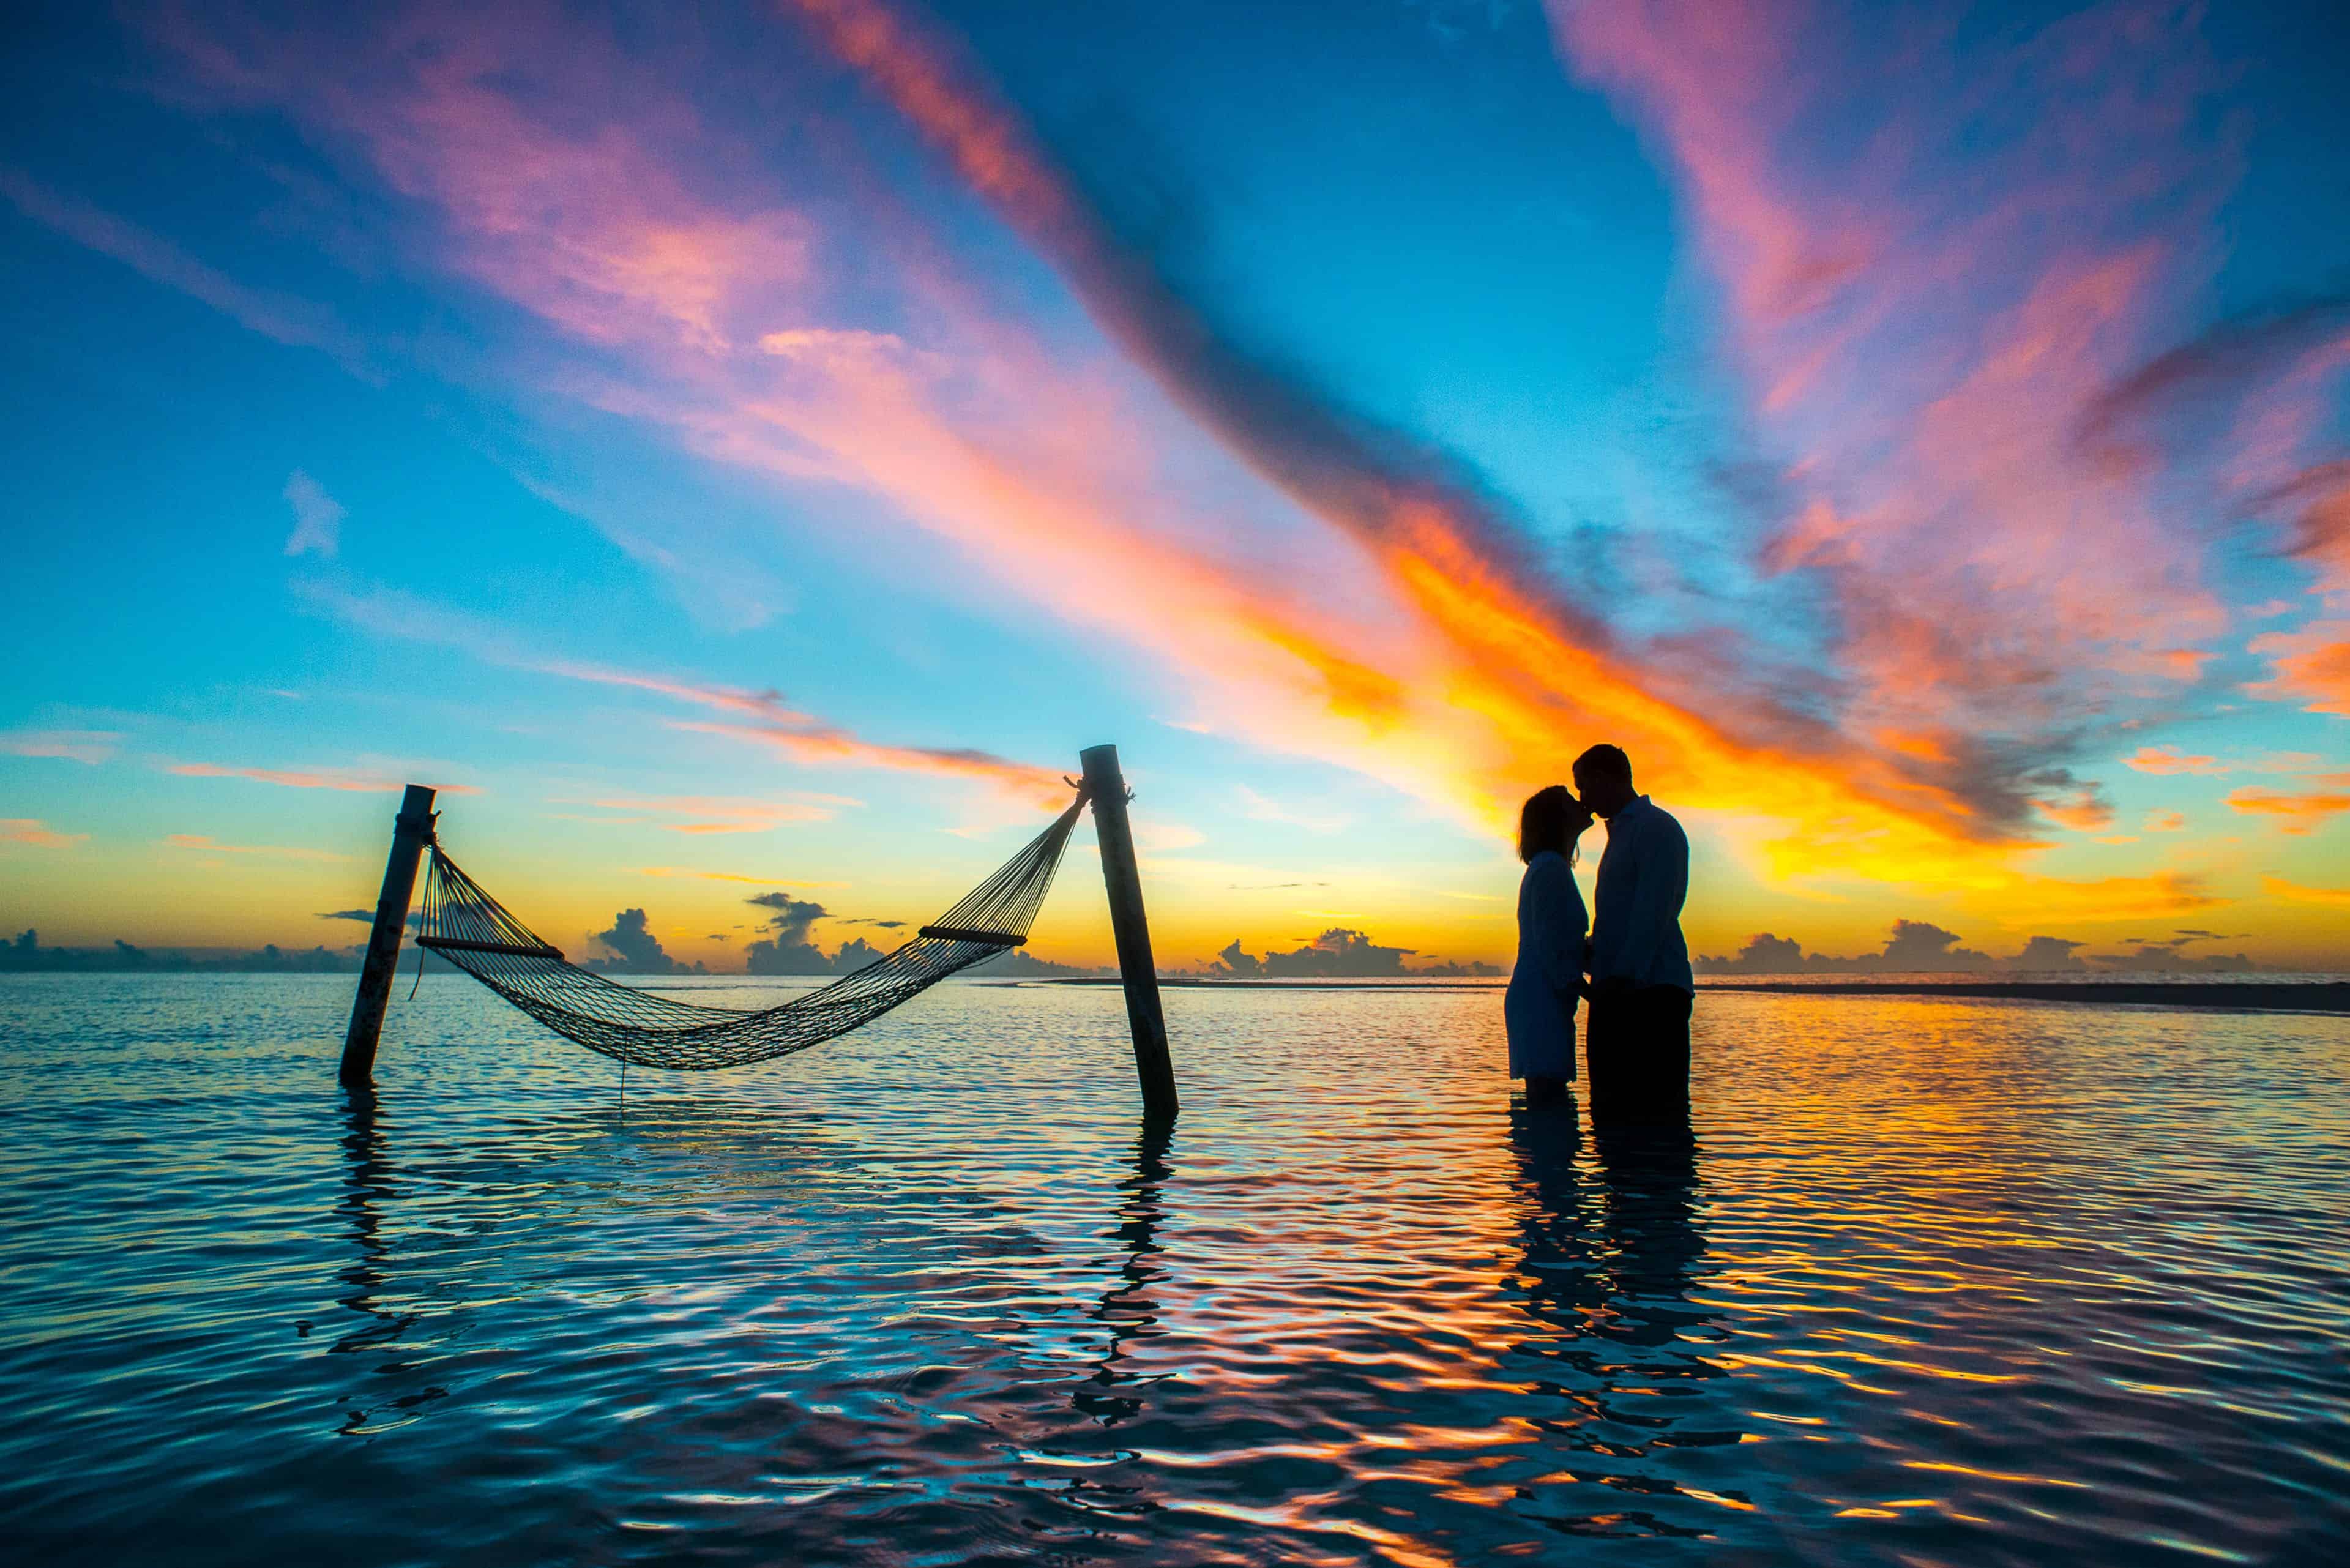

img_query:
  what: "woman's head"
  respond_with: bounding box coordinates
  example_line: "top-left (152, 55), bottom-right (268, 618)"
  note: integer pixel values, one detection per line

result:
top-left (1518, 784), bottom-right (1591, 864)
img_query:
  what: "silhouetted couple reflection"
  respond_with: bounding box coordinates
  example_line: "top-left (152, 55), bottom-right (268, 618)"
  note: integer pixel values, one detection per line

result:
top-left (1507, 1100), bottom-right (1721, 1530)
top-left (1510, 1100), bottom-right (1704, 1318)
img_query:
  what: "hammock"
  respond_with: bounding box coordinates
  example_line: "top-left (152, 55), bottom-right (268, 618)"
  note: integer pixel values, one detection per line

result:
top-left (416, 791), bottom-right (1087, 1070)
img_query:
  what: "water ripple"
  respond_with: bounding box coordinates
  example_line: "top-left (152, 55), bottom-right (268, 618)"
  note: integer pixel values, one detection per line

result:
top-left (1, 974), bottom-right (2346, 1564)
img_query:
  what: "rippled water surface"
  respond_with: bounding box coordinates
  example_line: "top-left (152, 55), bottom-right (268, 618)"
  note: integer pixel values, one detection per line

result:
top-left (4, 974), bottom-right (2347, 1566)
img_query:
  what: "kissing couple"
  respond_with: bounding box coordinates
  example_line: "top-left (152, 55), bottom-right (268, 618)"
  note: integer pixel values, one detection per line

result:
top-left (1504, 744), bottom-right (1694, 1126)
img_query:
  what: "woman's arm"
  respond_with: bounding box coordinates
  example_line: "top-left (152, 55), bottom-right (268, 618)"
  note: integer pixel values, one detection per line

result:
top-left (1531, 858), bottom-right (1586, 995)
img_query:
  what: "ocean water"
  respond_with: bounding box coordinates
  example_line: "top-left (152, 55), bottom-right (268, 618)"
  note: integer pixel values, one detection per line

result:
top-left (2, 974), bottom-right (2346, 1566)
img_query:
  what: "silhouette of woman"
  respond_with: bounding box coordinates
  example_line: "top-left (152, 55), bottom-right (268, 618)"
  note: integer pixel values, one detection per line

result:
top-left (1507, 785), bottom-right (1592, 1105)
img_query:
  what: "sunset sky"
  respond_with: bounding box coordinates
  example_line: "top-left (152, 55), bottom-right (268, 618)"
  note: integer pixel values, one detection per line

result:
top-left (4, 0), bottom-right (2347, 973)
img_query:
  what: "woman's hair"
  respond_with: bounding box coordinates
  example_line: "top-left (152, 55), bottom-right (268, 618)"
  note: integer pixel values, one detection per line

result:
top-left (1518, 785), bottom-right (1585, 865)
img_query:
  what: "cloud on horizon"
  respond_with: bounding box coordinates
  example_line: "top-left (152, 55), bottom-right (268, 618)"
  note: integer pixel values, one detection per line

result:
top-left (1208, 926), bottom-right (1500, 979)
top-left (1698, 919), bottom-right (2258, 975)
top-left (589, 907), bottom-right (688, 974)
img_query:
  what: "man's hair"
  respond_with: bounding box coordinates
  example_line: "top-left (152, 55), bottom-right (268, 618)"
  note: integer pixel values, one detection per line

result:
top-left (1572, 744), bottom-right (1633, 786)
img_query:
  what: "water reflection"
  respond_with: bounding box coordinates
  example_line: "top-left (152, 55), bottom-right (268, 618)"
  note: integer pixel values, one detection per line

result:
top-left (1590, 1124), bottom-right (1707, 1332)
top-left (1076, 1120), bottom-right (1173, 1426)
top-left (332, 1088), bottom-right (452, 1433)
top-left (334, 1087), bottom-right (411, 1356)
top-left (7, 978), bottom-right (2346, 1564)
top-left (1508, 1102), bottom-right (1731, 1536)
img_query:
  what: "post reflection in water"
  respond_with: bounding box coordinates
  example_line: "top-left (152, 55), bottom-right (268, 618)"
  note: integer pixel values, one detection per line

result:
top-left (332, 1088), bottom-right (443, 1432)
top-left (334, 1088), bottom-right (401, 1353)
top-left (1075, 1119), bottom-right (1174, 1427)
top-left (1507, 1099), bottom-right (1731, 1537)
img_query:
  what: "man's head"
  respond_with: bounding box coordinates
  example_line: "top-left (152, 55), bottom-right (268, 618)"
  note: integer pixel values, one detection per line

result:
top-left (1571, 744), bottom-right (1638, 819)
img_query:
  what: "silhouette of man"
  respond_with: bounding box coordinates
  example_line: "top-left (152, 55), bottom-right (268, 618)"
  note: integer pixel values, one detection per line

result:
top-left (1573, 744), bottom-right (1694, 1125)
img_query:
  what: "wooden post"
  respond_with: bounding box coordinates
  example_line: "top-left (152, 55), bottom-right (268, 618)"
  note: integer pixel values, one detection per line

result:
top-left (1080, 744), bottom-right (1178, 1121)
top-left (340, 785), bottom-right (436, 1088)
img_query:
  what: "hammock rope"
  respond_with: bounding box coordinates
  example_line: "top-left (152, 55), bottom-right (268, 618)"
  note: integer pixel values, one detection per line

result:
top-left (416, 790), bottom-right (1087, 1070)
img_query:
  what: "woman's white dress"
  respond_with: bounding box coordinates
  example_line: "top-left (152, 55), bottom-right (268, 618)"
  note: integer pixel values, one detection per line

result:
top-left (1505, 849), bottom-right (1586, 1080)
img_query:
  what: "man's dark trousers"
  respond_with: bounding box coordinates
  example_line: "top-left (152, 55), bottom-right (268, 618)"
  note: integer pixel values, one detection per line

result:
top-left (1585, 985), bottom-right (1693, 1126)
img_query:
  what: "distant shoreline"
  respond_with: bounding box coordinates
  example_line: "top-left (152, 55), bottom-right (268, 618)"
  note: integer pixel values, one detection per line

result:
top-left (1694, 980), bottom-right (2350, 1013)
top-left (1026, 976), bottom-right (2350, 1013)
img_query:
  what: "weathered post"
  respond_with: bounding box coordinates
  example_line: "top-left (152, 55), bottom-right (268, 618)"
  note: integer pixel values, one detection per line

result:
top-left (1080, 744), bottom-right (1178, 1121)
top-left (340, 784), bottom-right (436, 1087)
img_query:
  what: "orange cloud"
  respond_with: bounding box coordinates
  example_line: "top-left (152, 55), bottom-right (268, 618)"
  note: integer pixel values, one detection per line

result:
top-left (2036, 789), bottom-right (2115, 834)
top-left (2143, 809), bottom-right (2187, 832)
top-left (1, 818), bottom-right (87, 849)
top-left (2225, 781), bottom-right (2350, 833)
top-left (2262, 876), bottom-right (2350, 907)
top-left (2247, 623), bottom-right (2350, 717)
top-left (2125, 745), bottom-right (2221, 775)
top-left (1979, 870), bottom-right (2221, 925)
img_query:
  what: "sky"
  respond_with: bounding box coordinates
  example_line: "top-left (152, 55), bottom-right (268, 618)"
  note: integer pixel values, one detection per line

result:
top-left (3, 0), bottom-right (2347, 974)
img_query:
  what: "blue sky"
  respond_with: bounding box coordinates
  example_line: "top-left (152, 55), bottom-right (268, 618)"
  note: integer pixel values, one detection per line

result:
top-left (4, 0), bottom-right (2348, 971)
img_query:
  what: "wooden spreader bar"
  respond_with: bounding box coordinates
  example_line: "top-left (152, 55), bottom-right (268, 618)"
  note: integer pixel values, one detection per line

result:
top-left (918, 925), bottom-right (1028, 947)
top-left (420, 936), bottom-right (567, 960)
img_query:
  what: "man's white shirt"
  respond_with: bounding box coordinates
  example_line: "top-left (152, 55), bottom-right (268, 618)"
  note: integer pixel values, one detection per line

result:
top-left (1588, 794), bottom-right (1695, 994)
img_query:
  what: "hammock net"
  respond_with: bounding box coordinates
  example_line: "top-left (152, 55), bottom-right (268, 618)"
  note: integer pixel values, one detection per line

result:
top-left (417, 791), bottom-right (1087, 1070)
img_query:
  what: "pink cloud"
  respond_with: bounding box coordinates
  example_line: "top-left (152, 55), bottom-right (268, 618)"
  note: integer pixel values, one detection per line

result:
top-left (135, 0), bottom-right (2221, 894)
top-left (304, 579), bottom-right (1076, 809)
top-left (585, 794), bottom-right (848, 834)
top-left (1548, 0), bottom-right (2239, 746)
top-left (0, 729), bottom-right (121, 764)
top-left (167, 763), bottom-right (480, 794)
top-left (2125, 745), bottom-right (2221, 775)
top-left (671, 720), bottom-right (1071, 808)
